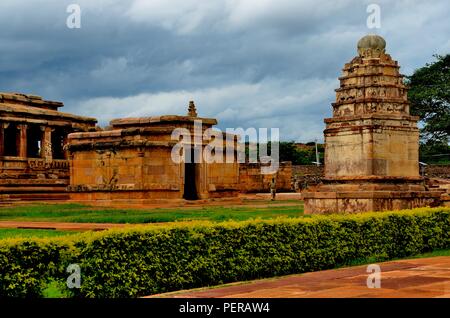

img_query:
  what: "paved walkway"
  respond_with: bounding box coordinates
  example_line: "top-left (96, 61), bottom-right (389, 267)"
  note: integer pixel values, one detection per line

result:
top-left (0, 220), bottom-right (132, 231)
top-left (153, 256), bottom-right (450, 298)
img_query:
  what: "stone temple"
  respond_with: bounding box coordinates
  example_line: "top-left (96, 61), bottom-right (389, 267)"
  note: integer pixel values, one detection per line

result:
top-left (302, 35), bottom-right (441, 214)
top-left (0, 93), bottom-right (96, 201)
top-left (67, 101), bottom-right (240, 204)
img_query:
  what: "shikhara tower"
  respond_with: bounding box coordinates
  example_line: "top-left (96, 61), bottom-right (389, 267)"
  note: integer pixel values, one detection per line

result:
top-left (303, 35), bottom-right (441, 214)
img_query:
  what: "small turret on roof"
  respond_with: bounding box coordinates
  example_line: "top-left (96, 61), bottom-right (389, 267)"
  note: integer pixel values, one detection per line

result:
top-left (187, 100), bottom-right (198, 117)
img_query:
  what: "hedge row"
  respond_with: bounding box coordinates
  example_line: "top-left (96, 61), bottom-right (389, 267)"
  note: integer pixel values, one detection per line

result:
top-left (0, 208), bottom-right (449, 297)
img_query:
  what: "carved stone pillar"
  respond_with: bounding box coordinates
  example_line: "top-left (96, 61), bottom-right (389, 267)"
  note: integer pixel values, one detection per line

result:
top-left (63, 133), bottom-right (69, 159)
top-left (18, 124), bottom-right (27, 158)
top-left (41, 126), bottom-right (53, 161)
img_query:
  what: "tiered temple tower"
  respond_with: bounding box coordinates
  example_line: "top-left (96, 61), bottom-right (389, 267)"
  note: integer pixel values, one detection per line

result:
top-left (303, 35), bottom-right (441, 214)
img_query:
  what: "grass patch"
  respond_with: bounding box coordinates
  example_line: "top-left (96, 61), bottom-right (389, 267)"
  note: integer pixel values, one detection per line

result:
top-left (342, 248), bottom-right (450, 268)
top-left (42, 280), bottom-right (72, 298)
top-left (0, 228), bottom-right (80, 239)
top-left (0, 202), bottom-right (305, 224)
top-left (403, 248), bottom-right (450, 258)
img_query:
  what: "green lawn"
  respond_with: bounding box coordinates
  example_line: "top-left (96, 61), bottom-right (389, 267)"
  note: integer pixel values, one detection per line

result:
top-left (344, 248), bottom-right (450, 268)
top-left (0, 228), bottom-right (79, 239)
top-left (403, 248), bottom-right (450, 258)
top-left (0, 202), bottom-right (305, 224)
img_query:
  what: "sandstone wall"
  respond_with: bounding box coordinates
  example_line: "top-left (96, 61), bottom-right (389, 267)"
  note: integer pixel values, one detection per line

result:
top-left (69, 148), bottom-right (241, 201)
top-left (424, 165), bottom-right (450, 179)
top-left (292, 165), bottom-right (324, 176)
top-left (292, 165), bottom-right (323, 189)
top-left (239, 161), bottom-right (292, 193)
top-left (292, 164), bottom-right (450, 181)
top-left (324, 118), bottom-right (420, 178)
top-left (207, 162), bottom-right (240, 197)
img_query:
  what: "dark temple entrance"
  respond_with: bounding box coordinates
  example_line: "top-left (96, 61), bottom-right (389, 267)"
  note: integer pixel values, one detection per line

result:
top-left (183, 147), bottom-right (198, 200)
top-left (4, 124), bottom-right (19, 156)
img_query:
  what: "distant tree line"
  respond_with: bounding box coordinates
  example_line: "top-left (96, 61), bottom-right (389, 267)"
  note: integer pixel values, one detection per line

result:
top-left (244, 141), bottom-right (324, 165)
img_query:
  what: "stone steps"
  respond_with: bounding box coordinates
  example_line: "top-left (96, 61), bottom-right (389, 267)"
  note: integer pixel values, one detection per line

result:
top-left (0, 186), bottom-right (70, 203)
top-left (0, 185), bottom-right (68, 193)
top-left (425, 177), bottom-right (450, 206)
top-left (0, 179), bottom-right (69, 186)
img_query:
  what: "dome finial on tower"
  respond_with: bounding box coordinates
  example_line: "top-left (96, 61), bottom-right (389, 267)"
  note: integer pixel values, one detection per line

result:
top-left (357, 34), bottom-right (386, 57)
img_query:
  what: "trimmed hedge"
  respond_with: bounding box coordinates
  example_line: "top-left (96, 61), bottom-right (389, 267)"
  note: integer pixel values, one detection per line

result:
top-left (0, 208), bottom-right (449, 297)
top-left (0, 240), bottom-right (74, 297)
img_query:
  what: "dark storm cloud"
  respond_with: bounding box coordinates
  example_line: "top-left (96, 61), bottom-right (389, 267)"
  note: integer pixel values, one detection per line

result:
top-left (0, 0), bottom-right (449, 141)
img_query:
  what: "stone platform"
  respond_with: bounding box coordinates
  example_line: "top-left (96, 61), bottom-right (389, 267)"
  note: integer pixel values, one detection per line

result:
top-left (303, 178), bottom-right (442, 214)
top-left (302, 189), bottom-right (441, 214)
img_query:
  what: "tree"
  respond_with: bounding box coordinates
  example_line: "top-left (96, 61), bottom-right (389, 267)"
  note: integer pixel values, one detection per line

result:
top-left (407, 54), bottom-right (450, 143)
top-left (279, 142), bottom-right (300, 163)
top-left (407, 54), bottom-right (450, 163)
top-left (245, 141), bottom-right (323, 165)
top-left (419, 141), bottom-right (450, 164)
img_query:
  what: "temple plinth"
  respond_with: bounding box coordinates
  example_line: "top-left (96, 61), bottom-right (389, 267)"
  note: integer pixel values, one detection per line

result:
top-left (302, 35), bottom-right (441, 214)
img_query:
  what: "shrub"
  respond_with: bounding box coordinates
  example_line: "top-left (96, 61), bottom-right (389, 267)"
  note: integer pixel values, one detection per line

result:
top-left (0, 208), bottom-right (449, 297)
top-left (0, 239), bottom-right (75, 297)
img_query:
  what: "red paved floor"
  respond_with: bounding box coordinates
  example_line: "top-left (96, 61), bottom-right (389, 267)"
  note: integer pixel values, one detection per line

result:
top-left (151, 256), bottom-right (450, 298)
top-left (0, 220), bottom-right (132, 231)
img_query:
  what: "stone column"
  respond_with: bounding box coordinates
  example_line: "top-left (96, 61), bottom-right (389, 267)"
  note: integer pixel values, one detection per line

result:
top-left (18, 124), bottom-right (27, 158)
top-left (42, 126), bottom-right (53, 161)
top-left (136, 148), bottom-right (145, 190)
top-left (63, 134), bottom-right (69, 159)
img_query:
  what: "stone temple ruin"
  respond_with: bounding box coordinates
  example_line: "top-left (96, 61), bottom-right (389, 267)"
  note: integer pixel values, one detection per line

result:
top-left (0, 93), bottom-right (96, 201)
top-left (302, 35), bottom-right (442, 214)
top-left (67, 101), bottom-right (240, 203)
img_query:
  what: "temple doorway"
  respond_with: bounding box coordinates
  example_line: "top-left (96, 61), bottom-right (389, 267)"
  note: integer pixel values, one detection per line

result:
top-left (27, 125), bottom-right (43, 158)
top-left (52, 128), bottom-right (66, 159)
top-left (183, 147), bottom-right (199, 200)
top-left (4, 124), bottom-right (19, 156)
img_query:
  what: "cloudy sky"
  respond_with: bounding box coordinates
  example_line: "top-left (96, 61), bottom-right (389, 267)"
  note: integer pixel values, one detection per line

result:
top-left (0, 0), bottom-right (449, 142)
